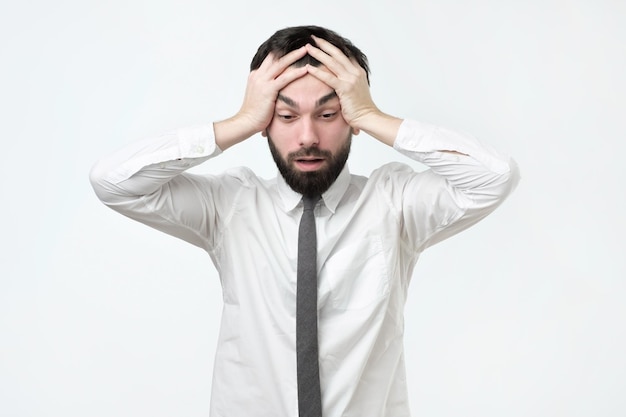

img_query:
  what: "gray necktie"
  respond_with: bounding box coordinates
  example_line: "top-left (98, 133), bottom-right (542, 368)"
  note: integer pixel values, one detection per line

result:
top-left (297, 195), bottom-right (322, 417)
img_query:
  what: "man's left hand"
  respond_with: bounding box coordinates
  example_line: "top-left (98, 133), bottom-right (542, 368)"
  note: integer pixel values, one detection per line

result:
top-left (305, 36), bottom-right (402, 146)
top-left (304, 36), bottom-right (378, 132)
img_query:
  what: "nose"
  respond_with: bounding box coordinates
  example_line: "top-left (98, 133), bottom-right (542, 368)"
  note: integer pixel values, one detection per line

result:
top-left (298, 117), bottom-right (319, 148)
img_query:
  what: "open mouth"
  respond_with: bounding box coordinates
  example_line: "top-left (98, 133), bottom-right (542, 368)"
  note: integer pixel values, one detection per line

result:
top-left (296, 157), bottom-right (325, 163)
top-left (294, 157), bottom-right (326, 171)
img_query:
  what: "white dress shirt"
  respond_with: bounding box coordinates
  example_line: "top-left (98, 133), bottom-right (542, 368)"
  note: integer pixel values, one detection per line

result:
top-left (90, 119), bottom-right (519, 417)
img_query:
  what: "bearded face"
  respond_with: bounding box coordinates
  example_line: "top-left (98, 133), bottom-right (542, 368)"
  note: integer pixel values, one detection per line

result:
top-left (268, 132), bottom-right (351, 197)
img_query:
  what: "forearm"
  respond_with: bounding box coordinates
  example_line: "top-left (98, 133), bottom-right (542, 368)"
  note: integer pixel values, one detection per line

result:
top-left (394, 119), bottom-right (520, 207)
top-left (213, 115), bottom-right (259, 151)
top-left (90, 124), bottom-right (221, 206)
top-left (352, 110), bottom-right (404, 147)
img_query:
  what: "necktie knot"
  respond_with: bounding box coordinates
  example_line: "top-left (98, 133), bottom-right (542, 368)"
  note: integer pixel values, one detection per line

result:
top-left (302, 195), bottom-right (320, 212)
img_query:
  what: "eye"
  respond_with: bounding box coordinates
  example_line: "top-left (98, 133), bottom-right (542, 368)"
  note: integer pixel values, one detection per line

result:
top-left (320, 112), bottom-right (337, 119)
top-left (278, 114), bottom-right (296, 121)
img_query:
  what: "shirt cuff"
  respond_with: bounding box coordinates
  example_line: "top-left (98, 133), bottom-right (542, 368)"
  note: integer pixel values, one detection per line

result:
top-left (177, 124), bottom-right (223, 159)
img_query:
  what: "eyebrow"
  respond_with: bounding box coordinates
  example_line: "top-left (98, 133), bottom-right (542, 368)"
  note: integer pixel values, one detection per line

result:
top-left (276, 91), bottom-right (338, 110)
top-left (315, 91), bottom-right (338, 107)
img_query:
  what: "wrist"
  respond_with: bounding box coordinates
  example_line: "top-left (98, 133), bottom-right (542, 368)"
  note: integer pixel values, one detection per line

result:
top-left (214, 114), bottom-right (260, 151)
top-left (353, 111), bottom-right (403, 147)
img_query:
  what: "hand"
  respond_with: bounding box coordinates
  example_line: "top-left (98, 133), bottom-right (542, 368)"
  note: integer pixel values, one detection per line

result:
top-left (305, 36), bottom-right (403, 146)
top-left (304, 36), bottom-right (378, 131)
top-left (239, 47), bottom-right (310, 132)
top-left (215, 47), bottom-right (308, 150)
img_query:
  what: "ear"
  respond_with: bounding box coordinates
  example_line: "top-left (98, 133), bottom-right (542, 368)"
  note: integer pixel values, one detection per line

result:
top-left (261, 129), bottom-right (268, 138)
top-left (351, 127), bottom-right (360, 136)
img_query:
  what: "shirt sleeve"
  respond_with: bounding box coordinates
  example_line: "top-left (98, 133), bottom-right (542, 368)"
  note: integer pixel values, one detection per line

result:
top-left (89, 124), bottom-right (226, 250)
top-left (391, 119), bottom-right (520, 251)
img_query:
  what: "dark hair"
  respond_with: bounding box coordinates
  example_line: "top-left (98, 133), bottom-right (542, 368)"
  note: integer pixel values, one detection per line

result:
top-left (250, 25), bottom-right (370, 84)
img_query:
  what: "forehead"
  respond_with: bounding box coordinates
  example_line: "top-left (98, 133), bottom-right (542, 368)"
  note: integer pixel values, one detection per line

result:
top-left (277, 66), bottom-right (336, 107)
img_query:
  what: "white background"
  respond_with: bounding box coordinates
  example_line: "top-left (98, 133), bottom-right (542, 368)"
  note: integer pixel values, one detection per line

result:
top-left (1, 0), bottom-right (624, 416)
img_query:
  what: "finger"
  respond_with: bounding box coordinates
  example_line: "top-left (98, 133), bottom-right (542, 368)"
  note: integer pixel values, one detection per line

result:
top-left (267, 46), bottom-right (308, 78)
top-left (273, 65), bottom-right (308, 89)
top-left (305, 64), bottom-right (340, 89)
top-left (311, 35), bottom-right (356, 70)
top-left (305, 43), bottom-right (348, 77)
top-left (258, 51), bottom-right (278, 72)
top-left (257, 46), bottom-right (307, 76)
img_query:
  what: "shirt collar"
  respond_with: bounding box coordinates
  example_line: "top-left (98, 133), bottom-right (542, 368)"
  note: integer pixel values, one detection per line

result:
top-left (276, 165), bottom-right (351, 214)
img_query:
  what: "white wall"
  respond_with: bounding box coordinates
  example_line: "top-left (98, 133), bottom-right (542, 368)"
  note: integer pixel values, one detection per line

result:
top-left (1, 0), bottom-right (624, 416)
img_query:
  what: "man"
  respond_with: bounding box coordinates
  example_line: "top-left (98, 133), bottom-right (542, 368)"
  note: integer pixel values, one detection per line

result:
top-left (91, 25), bottom-right (519, 417)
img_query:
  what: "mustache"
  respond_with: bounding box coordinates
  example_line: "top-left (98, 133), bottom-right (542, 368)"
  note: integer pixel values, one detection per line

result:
top-left (287, 147), bottom-right (332, 162)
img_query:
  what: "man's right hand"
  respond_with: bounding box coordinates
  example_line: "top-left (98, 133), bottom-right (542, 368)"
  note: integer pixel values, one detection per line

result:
top-left (214, 47), bottom-right (309, 150)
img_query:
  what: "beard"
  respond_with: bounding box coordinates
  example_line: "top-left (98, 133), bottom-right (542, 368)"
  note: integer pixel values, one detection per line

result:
top-left (267, 132), bottom-right (351, 197)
